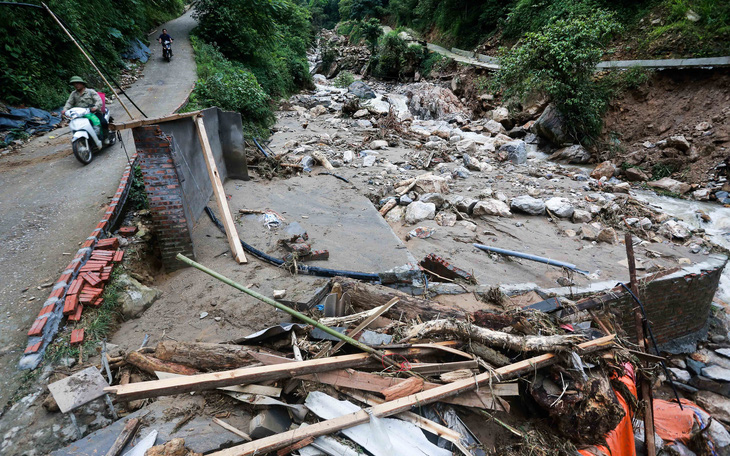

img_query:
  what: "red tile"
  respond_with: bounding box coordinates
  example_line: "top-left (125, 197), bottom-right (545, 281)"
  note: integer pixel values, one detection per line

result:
top-left (70, 328), bottom-right (84, 345)
top-left (24, 341), bottom-right (42, 354)
top-left (27, 317), bottom-right (47, 337)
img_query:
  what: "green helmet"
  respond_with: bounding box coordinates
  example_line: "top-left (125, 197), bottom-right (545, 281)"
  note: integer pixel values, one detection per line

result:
top-left (69, 76), bottom-right (87, 85)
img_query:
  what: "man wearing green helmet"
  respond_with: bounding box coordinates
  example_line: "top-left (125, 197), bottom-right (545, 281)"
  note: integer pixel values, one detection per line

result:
top-left (61, 76), bottom-right (108, 137)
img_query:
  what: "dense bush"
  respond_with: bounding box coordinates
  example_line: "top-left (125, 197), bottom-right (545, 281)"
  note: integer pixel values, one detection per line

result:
top-left (370, 32), bottom-right (428, 80)
top-left (333, 71), bottom-right (355, 87)
top-left (495, 10), bottom-right (621, 143)
top-left (187, 37), bottom-right (273, 134)
top-left (0, 0), bottom-right (183, 109)
top-left (309, 0), bottom-right (340, 30)
top-left (193, 0), bottom-right (313, 99)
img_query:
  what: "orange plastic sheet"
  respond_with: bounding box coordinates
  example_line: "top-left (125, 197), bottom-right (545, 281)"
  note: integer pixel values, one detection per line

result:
top-left (578, 368), bottom-right (638, 456)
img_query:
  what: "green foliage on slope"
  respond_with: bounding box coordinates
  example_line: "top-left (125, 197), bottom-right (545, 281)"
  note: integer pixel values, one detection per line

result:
top-left (0, 0), bottom-right (184, 109)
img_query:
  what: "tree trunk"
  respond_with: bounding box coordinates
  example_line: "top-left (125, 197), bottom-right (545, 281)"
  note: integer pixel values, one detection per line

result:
top-left (155, 341), bottom-right (257, 371)
top-left (126, 351), bottom-right (199, 376)
top-left (335, 278), bottom-right (462, 320)
top-left (404, 319), bottom-right (581, 353)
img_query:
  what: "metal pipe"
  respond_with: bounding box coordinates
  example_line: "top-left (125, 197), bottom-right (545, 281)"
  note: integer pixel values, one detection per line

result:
top-left (473, 243), bottom-right (590, 275)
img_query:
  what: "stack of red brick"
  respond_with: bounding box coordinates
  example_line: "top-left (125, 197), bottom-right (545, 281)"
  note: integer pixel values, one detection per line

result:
top-left (21, 154), bottom-right (139, 362)
top-left (61, 238), bottom-right (124, 328)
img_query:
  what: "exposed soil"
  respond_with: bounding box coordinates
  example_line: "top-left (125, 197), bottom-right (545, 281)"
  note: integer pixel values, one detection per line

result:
top-left (599, 69), bottom-right (730, 186)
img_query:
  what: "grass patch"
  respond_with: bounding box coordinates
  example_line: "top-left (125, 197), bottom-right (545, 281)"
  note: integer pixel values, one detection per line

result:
top-left (128, 165), bottom-right (149, 211)
top-left (333, 71), bottom-right (355, 88)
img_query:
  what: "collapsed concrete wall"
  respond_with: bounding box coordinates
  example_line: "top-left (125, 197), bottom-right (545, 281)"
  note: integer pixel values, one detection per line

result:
top-left (132, 107), bottom-right (248, 271)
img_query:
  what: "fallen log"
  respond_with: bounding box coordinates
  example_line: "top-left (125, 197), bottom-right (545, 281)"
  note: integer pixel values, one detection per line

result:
top-left (208, 335), bottom-right (616, 456)
top-left (125, 351), bottom-right (199, 376)
top-left (335, 278), bottom-right (462, 320)
top-left (404, 319), bottom-right (582, 353)
top-left (381, 377), bottom-right (424, 401)
top-left (106, 353), bottom-right (376, 401)
top-left (155, 341), bottom-right (257, 371)
top-left (468, 341), bottom-right (511, 367)
top-left (379, 199), bottom-right (398, 216)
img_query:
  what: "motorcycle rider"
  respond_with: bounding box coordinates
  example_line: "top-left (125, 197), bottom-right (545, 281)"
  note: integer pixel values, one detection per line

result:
top-left (61, 76), bottom-right (108, 140)
top-left (158, 28), bottom-right (173, 56)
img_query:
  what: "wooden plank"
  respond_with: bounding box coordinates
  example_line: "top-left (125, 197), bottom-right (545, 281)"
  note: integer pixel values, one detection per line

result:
top-left (208, 335), bottom-right (616, 456)
top-left (104, 353), bottom-right (375, 401)
top-left (104, 417), bottom-right (141, 456)
top-left (296, 368), bottom-right (512, 409)
top-left (213, 418), bottom-right (252, 442)
top-left (109, 110), bottom-right (202, 131)
top-left (322, 298), bottom-right (398, 357)
top-left (194, 115), bottom-right (247, 264)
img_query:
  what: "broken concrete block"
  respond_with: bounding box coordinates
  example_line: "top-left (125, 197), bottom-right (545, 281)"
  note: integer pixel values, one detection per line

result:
top-left (249, 409), bottom-right (292, 440)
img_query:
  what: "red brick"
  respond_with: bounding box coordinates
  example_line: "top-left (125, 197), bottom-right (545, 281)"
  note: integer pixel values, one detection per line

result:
top-left (24, 341), bottom-right (42, 354)
top-left (119, 226), bottom-right (138, 236)
top-left (68, 304), bottom-right (83, 322)
top-left (70, 329), bottom-right (84, 345)
top-left (96, 238), bottom-right (119, 250)
top-left (90, 297), bottom-right (103, 308)
top-left (113, 250), bottom-right (124, 263)
top-left (62, 295), bottom-right (78, 315)
top-left (38, 303), bottom-right (55, 316)
top-left (49, 287), bottom-right (65, 300)
top-left (81, 239), bottom-right (95, 248)
top-left (27, 317), bottom-right (47, 337)
top-left (80, 264), bottom-right (103, 273)
top-left (81, 272), bottom-right (102, 286)
top-left (57, 272), bottom-right (73, 285)
top-left (68, 279), bottom-right (83, 295)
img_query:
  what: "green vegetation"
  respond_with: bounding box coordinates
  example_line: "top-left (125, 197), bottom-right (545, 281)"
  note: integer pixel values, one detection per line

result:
top-left (128, 165), bottom-right (150, 211)
top-left (189, 0), bottom-right (313, 133)
top-left (186, 37), bottom-right (273, 133)
top-left (495, 10), bottom-right (621, 143)
top-left (0, 0), bottom-right (184, 110)
top-left (370, 32), bottom-right (428, 80)
top-left (333, 71), bottom-right (355, 87)
top-left (309, 0), bottom-right (340, 30)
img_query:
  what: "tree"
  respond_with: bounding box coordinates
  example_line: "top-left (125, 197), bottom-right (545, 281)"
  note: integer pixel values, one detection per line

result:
top-left (361, 18), bottom-right (382, 53)
top-left (495, 10), bottom-right (621, 143)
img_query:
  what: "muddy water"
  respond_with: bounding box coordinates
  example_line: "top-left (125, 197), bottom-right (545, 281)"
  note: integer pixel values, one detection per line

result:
top-left (633, 191), bottom-right (730, 303)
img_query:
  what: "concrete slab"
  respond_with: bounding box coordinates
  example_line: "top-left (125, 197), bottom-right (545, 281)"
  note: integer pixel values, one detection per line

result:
top-left (51, 397), bottom-right (247, 456)
top-left (229, 174), bottom-right (416, 273)
top-left (48, 367), bottom-right (109, 414)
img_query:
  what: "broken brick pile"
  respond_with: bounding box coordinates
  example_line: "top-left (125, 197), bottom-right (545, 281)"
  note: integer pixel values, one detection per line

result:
top-left (20, 154), bottom-right (139, 368)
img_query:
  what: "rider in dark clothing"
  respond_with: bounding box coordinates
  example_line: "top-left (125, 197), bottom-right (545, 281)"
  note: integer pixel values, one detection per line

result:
top-left (158, 29), bottom-right (173, 56)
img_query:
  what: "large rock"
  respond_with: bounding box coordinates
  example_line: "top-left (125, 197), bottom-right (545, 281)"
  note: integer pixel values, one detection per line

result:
top-left (666, 135), bottom-right (690, 152)
top-left (510, 196), bottom-right (545, 215)
top-left (414, 175), bottom-right (449, 194)
top-left (419, 193), bottom-right (446, 208)
top-left (499, 140), bottom-right (527, 165)
top-left (405, 201), bottom-right (436, 225)
top-left (472, 199), bottom-right (512, 218)
top-left (658, 220), bottom-right (692, 240)
top-left (625, 167), bottom-right (648, 182)
top-left (484, 119), bottom-right (506, 136)
top-left (348, 81), bottom-right (376, 99)
top-left (533, 104), bottom-right (570, 146)
top-left (702, 365), bottom-right (730, 382)
top-left (597, 227), bottom-right (618, 244)
top-left (696, 391), bottom-right (730, 424)
top-left (402, 83), bottom-right (470, 121)
top-left (545, 197), bottom-right (574, 218)
top-left (648, 177), bottom-right (691, 194)
top-left (590, 161), bottom-right (616, 180)
top-left (572, 209), bottom-right (592, 223)
top-left (117, 274), bottom-right (161, 319)
top-left (667, 367), bottom-right (691, 383)
top-left (549, 145), bottom-right (591, 164)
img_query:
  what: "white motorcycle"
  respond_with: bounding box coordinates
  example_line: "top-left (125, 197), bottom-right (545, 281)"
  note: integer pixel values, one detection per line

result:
top-left (66, 107), bottom-right (115, 165)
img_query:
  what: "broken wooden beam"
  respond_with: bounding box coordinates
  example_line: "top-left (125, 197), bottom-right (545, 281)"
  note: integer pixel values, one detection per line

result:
top-left (109, 110), bottom-right (202, 131)
top-left (104, 417), bottom-right (141, 456)
top-left (208, 335), bottom-right (616, 456)
top-left (381, 377), bottom-right (424, 401)
top-left (105, 353), bottom-right (376, 401)
top-left (194, 115), bottom-right (247, 264)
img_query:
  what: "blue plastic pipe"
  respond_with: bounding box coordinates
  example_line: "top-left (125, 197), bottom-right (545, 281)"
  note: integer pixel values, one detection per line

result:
top-left (473, 243), bottom-right (590, 275)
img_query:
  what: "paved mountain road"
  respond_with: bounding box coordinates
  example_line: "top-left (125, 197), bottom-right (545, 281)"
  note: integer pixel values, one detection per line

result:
top-left (0, 10), bottom-right (196, 409)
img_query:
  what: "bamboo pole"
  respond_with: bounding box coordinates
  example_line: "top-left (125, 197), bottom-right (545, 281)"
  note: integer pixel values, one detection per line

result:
top-left (42, 2), bottom-right (134, 120)
top-left (175, 254), bottom-right (419, 377)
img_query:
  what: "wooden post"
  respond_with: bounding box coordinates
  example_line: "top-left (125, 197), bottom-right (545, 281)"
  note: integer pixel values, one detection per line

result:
top-left (104, 418), bottom-right (141, 456)
top-left (42, 3), bottom-right (134, 120)
top-left (625, 233), bottom-right (656, 456)
top-left (194, 115), bottom-right (247, 263)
